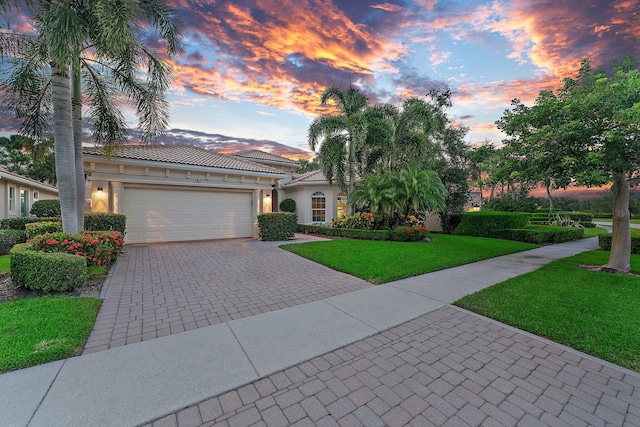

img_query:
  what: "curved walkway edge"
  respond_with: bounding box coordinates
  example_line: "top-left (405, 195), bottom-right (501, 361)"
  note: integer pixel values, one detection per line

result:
top-left (3, 237), bottom-right (638, 427)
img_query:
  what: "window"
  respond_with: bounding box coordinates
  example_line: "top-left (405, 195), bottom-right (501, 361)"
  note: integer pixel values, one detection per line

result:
top-left (33, 191), bottom-right (39, 200)
top-left (337, 192), bottom-right (348, 218)
top-left (20, 189), bottom-right (29, 217)
top-left (8, 186), bottom-right (15, 213)
top-left (311, 191), bottom-right (326, 222)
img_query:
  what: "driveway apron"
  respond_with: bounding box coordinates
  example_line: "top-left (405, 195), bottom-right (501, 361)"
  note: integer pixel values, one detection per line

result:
top-left (83, 236), bottom-right (372, 354)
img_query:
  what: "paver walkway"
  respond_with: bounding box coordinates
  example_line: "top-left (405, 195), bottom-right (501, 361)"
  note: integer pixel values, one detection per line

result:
top-left (148, 306), bottom-right (640, 427)
top-left (84, 236), bottom-right (371, 354)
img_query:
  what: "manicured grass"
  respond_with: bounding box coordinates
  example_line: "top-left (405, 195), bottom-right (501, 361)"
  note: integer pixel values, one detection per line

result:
top-left (0, 255), bottom-right (9, 273)
top-left (583, 227), bottom-right (608, 238)
top-left (455, 250), bottom-right (640, 371)
top-left (0, 296), bottom-right (102, 372)
top-left (281, 234), bottom-right (538, 284)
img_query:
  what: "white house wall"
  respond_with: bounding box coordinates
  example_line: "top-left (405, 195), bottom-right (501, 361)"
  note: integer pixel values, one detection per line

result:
top-left (283, 185), bottom-right (343, 225)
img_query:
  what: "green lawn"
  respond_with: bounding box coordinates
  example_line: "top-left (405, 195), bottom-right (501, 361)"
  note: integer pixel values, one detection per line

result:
top-left (281, 234), bottom-right (538, 284)
top-left (583, 227), bottom-right (608, 238)
top-left (455, 250), bottom-right (640, 371)
top-left (0, 296), bottom-right (102, 373)
top-left (0, 255), bottom-right (9, 273)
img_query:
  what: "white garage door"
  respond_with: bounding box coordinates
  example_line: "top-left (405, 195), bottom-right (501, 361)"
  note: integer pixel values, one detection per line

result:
top-left (123, 187), bottom-right (253, 243)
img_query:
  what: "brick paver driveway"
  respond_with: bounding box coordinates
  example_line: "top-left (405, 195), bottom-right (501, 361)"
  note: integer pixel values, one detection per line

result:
top-left (83, 236), bottom-right (372, 354)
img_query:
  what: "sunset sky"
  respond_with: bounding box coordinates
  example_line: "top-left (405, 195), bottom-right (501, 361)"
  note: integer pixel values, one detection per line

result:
top-left (3, 0), bottom-right (640, 158)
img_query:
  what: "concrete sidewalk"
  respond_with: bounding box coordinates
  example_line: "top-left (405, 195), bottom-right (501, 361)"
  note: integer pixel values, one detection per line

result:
top-left (3, 237), bottom-right (636, 427)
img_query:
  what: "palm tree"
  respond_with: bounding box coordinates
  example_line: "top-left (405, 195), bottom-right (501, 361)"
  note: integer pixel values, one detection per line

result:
top-left (0, 0), bottom-right (182, 233)
top-left (307, 86), bottom-right (368, 212)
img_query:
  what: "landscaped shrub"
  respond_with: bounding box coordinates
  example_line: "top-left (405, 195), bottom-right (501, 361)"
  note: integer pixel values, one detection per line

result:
top-left (332, 212), bottom-right (379, 230)
top-left (0, 230), bottom-right (26, 255)
top-left (297, 224), bottom-right (391, 240)
top-left (258, 212), bottom-right (297, 241)
top-left (453, 211), bottom-right (530, 237)
top-left (491, 226), bottom-right (584, 244)
top-left (0, 217), bottom-right (59, 230)
top-left (30, 199), bottom-right (61, 217)
top-left (389, 226), bottom-right (430, 242)
top-left (25, 221), bottom-right (62, 239)
top-left (279, 198), bottom-right (296, 213)
top-left (599, 235), bottom-right (640, 254)
top-left (440, 212), bottom-right (464, 234)
top-left (84, 212), bottom-right (126, 234)
top-left (30, 231), bottom-right (125, 267)
top-left (10, 243), bottom-right (87, 292)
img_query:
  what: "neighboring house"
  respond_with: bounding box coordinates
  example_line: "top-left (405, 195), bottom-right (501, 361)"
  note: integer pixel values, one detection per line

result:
top-left (0, 167), bottom-right (58, 219)
top-left (83, 145), bottom-right (285, 244)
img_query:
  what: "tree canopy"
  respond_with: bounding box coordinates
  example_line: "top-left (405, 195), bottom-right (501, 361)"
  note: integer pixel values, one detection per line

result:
top-left (497, 56), bottom-right (640, 272)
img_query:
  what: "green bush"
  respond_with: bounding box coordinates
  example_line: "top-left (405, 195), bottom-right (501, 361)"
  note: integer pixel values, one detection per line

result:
top-left (25, 221), bottom-right (62, 239)
top-left (599, 235), bottom-right (640, 254)
top-left (30, 199), bottom-right (61, 217)
top-left (30, 231), bottom-right (125, 267)
top-left (258, 212), bottom-right (297, 241)
top-left (279, 198), bottom-right (296, 213)
top-left (297, 224), bottom-right (391, 240)
top-left (491, 226), bottom-right (584, 244)
top-left (0, 217), bottom-right (59, 230)
top-left (331, 213), bottom-right (380, 230)
top-left (556, 211), bottom-right (593, 222)
top-left (0, 230), bottom-right (26, 255)
top-left (10, 243), bottom-right (87, 292)
top-left (453, 211), bottom-right (530, 237)
top-left (389, 226), bottom-right (430, 242)
top-left (440, 212), bottom-right (464, 234)
top-left (84, 212), bottom-right (126, 234)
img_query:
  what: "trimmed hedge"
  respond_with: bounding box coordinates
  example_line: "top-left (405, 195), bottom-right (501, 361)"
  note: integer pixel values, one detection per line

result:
top-left (389, 226), bottom-right (430, 242)
top-left (599, 235), bottom-right (640, 254)
top-left (10, 243), bottom-right (87, 292)
top-left (30, 231), bottom-right (125, 267)
top-left (84, 212), bottom-right (126, 234)
top-left (453, 211), bottom-right (530, 237)
top-left (279, 198), bottom-right (296, 213)
top-left (297, 224), bottom-right (391, 240)
top-left (491, 226), bottom-right (584, 244)
top-left (25, 221), bottom-right (62, 239)
top-left (0, 217), bottom-right (59, 230)
top-left (258, 212), bottom-right (297, 241)
top-left (30, 199), bottom-right (61, 217)
top-left (0, 230), bottom-right (26, 255)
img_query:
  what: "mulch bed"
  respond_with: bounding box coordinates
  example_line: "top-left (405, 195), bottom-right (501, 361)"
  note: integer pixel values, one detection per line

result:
top-left (0, 273), bottom-right (106, 303)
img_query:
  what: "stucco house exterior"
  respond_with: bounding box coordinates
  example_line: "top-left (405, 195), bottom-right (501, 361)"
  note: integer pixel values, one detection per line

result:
top-left (0, 167), bottom-right (58, 219)
top-left (83, 145), bottom-right (285, 244)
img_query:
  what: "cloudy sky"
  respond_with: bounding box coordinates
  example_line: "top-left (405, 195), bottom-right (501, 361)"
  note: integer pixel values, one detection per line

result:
top-left (3, 0), bottom-right (640, 158)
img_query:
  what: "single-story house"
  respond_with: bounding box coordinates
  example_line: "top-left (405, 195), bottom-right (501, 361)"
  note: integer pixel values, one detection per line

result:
top-left (0, 167), bottom-right (58, 219)
top-left (83, 145), bottom-right (286, 244)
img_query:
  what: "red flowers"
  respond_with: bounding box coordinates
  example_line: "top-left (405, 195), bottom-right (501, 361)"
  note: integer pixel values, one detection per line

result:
top-left (391, 226), bottom-right (430, 242)
top-left (29, 231), bottom-right (125, 267)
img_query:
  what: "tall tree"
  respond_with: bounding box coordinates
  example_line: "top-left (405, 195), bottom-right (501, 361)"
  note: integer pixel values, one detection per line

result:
top-left (497, 56), bottom-right (640, 273)
top-left (307, 86), bottom-right (368, 212)
top-left (0, 0), bottom-right (182, 233)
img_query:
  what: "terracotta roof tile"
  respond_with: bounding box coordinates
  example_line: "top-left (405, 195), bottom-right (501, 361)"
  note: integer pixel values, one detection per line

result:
top-left (285, 169), bottom-right (328, 185)
top-left (83, 145), bottom-right (285, 175)
top-left (232, 149), bottom-right (301, 167)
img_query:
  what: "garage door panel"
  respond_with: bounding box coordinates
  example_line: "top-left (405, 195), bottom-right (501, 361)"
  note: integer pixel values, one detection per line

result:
top-left (123, 188), bottom-right (253, 243)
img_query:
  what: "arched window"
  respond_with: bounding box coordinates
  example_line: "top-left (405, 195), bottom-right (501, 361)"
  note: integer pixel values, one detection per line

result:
top-left (337, 192), bottom-right (348, 218)
top-left (311, 191), bottom-right (326, 222)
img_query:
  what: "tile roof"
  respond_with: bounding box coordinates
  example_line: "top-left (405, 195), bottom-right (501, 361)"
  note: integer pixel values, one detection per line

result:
top-left (0, 166), bottom-right (58, 191)
top-left (285, 169), bottom-right (329, 185)
top-left (232, 150), bottom-right (301, 167)
top-left (83, 145), bottom-right (286, 175)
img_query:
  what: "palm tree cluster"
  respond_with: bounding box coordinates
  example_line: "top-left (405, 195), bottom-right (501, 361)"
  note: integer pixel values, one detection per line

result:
top-left (307, 86), bottom-right (469, 225)
top-left (0, 0), bottom-right (183, 233)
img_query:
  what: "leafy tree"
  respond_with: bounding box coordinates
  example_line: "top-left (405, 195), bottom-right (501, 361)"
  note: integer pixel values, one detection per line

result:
top-left (0, 0), bottom-right (182, 233)
top-left (497, 56), bottom-right (640, 272)
top-left (0, 134), bottom-right (56, 183)
top-left (297, 157), bottom-right (320, 173)
top-left (308, 86), bottom-right (368, 213)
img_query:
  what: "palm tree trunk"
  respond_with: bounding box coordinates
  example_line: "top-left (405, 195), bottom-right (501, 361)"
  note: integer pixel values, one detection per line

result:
top-left (603, 171), bottom-right (631, 273)
top-left (72, 60), bottom-right (85, 231)
top-left (52, 65), bottom-right (78, 234)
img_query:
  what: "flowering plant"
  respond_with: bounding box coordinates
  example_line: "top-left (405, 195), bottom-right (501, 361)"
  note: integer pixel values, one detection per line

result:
top-left (332, 212), bottom-right (380, 230)
top-left (390, 226), bottom-right (430, 242)
top-left (30, 231), bottom-right (125, 267)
